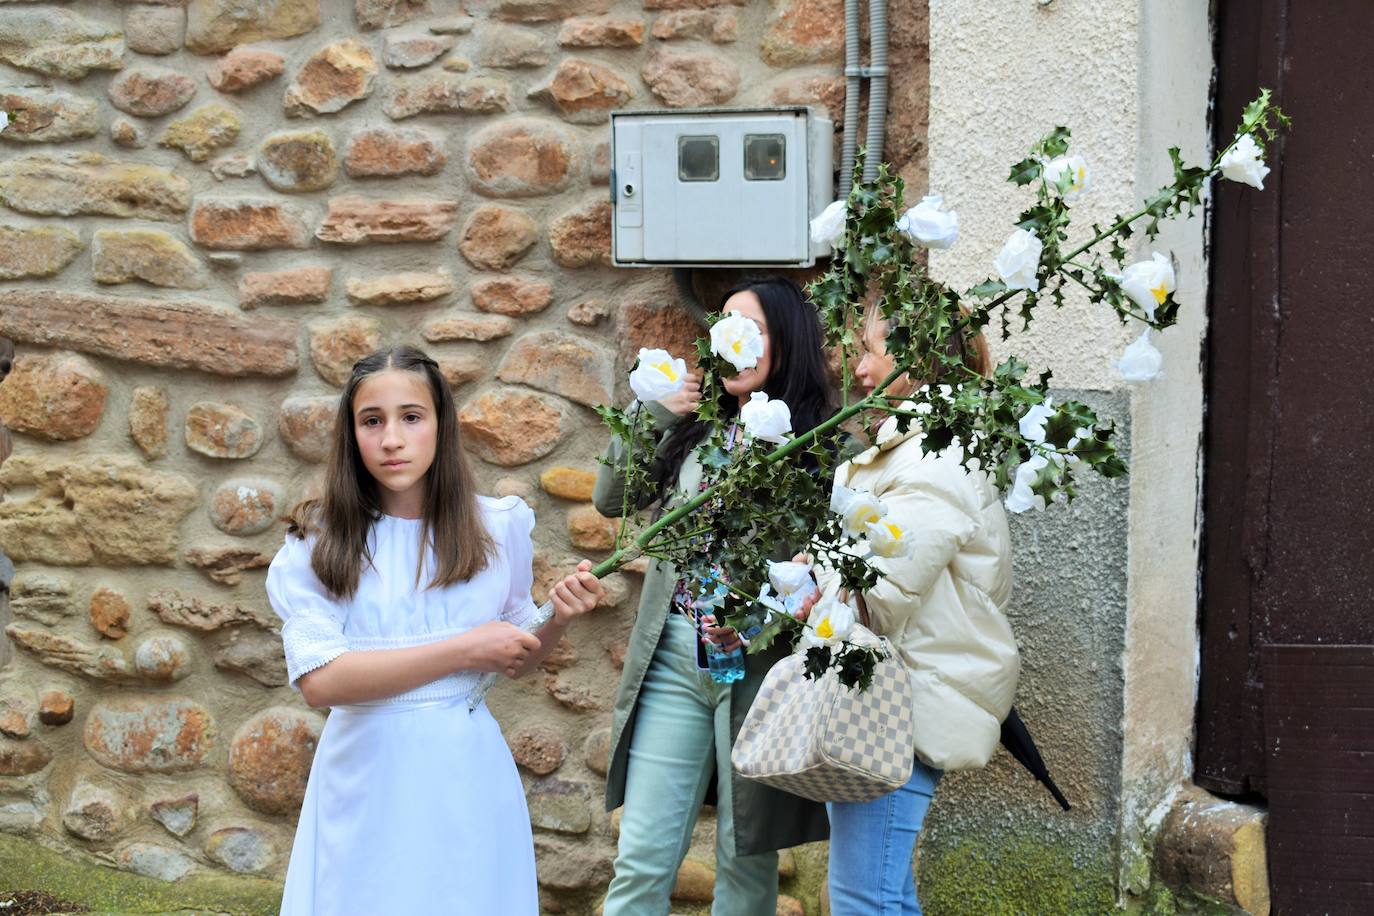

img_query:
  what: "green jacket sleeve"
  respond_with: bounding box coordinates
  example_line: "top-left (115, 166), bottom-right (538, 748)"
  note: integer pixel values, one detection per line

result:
top-left (593, 399), bottom-right (686, 518)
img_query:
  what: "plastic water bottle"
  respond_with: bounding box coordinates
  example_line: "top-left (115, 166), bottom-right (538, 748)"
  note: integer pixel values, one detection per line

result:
top-left (705, 640), bottom-right (746, 684)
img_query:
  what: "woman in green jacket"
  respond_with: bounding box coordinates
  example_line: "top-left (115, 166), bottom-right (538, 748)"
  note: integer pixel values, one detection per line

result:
top-left (595, 277), bottom-right (834, 915)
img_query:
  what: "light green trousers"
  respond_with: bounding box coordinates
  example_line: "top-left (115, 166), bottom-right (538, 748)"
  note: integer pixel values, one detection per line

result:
top-left (602, 614), bottom-right (779, 916)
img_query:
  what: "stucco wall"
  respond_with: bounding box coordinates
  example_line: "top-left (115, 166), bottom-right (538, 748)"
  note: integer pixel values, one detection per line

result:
top-left (921, 388), bottom-right (1130, 915)
top-left (1117, 0), bottom-right (1213, 895)
top-left (925, 0), bottom-right (1213, 908)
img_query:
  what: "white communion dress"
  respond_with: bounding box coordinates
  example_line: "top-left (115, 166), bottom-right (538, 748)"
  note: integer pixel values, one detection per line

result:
top-left (266, 496), bottom-right (540, 915)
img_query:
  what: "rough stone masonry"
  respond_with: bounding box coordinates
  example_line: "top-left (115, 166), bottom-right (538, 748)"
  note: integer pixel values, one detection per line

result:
top-left (0, 0), bottom-right (928, 911)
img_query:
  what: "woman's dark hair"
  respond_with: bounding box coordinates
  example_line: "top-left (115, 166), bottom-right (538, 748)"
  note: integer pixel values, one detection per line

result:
top-left (655, 277), bottom-right (836, 500)
top-left (285, 345), bottom-right (493, 599)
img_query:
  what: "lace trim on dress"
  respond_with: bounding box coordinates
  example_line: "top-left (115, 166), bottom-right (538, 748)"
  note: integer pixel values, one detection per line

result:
top-left (281, 614), bottom-right (349, 687)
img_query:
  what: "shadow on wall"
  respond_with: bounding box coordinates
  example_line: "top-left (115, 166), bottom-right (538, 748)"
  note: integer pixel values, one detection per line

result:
top-left (0, 336), bottom-right (12, 467)
top-left (2, 335), bottom-right (13, 671)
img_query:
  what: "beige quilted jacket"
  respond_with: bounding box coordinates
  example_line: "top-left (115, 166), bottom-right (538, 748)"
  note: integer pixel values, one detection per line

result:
top-left (816, 414), bottom-right (1021, 772)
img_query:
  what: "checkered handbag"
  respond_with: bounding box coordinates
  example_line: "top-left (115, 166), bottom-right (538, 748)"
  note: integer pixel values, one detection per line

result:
top-left (730, 626), bottom-right (915, 803)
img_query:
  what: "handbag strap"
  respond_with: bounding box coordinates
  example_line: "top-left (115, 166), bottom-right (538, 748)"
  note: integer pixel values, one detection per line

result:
top-left (841, 589), bottom-right (872, 629)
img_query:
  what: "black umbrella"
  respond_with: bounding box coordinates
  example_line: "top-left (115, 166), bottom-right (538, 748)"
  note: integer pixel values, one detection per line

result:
top-left (999, 706), bottom-right (1072, 811)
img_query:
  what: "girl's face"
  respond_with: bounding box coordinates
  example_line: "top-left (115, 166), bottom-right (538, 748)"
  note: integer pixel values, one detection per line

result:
top-left (720, 290), bottom-right (773, 401)
top-left (352, 369), bottom-right (438, 517)
top-left (855, 316), bottom-right (899, 395)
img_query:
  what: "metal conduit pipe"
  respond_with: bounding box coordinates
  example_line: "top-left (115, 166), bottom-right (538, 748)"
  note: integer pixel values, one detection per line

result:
top-left (839, 0), bottom-right (864, 196)
top-left (861, 0), bottom-right (890, 184)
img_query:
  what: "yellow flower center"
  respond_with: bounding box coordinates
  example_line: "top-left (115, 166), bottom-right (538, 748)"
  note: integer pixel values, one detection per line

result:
top-left (860, 509), bottom-right (881, 525)
top-left (1075, 166), bottom-right (1086, 186)
top-left (816, 618), bottom-right (834, 639)
top-left (1151, 282), bottom-right (1168, 304)
top-left (732, 340), bottom-right (743, 355)
top-left (653, 361), bottom-right (679, 381)
top-left (884, 522), bottom-right (904, 539)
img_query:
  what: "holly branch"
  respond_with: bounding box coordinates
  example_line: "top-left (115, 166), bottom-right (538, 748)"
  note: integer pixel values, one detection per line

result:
top-left (468, 90), bottom-right (1289, 709)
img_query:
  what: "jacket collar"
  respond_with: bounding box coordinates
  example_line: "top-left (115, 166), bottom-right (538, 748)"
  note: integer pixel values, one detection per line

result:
top-left (850, 402), bottom-right (924, 466)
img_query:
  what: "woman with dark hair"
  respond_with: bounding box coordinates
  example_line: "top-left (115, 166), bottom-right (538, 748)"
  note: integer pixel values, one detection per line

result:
top-left (595, 277), bottom-right (834, 915)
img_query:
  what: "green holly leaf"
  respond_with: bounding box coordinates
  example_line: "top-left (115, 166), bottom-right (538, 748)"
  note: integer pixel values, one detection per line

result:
top-left (968, 278), bottom-right (1008, 299)
top-left (1097, 454), bottom-right (1129, 478)
top-left (836, 648), bottom-right (876, 691)
top-left (1016, 205), bottom-right (1057, 233)
top-left (699, 447), bottom-right (731, 471)
top-left (1071, 430), bottom-right (1115, 467)
top-left (802, 645), bottom-right (833, 682)
top-left (1008, 157), bottom-right (1043, 186)
top-left (920, 423), bottom-right (954, 455)
top-left (747, 615), bottom-right (789, 654)
top-left (1037, 126), bottom-right (1072, 159)
top-left (994, 356), bottom-right (1029, 384)
top-left (1241, 89), bottom-right (1271, 133)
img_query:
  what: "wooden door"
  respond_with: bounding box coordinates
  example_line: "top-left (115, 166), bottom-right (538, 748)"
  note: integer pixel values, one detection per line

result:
top-left (1198, 2), bottom-right (1374, 911)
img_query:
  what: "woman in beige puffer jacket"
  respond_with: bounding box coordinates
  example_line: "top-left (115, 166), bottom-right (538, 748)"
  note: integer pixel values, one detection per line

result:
top-left (812, 308), bottom-right (1020, 915)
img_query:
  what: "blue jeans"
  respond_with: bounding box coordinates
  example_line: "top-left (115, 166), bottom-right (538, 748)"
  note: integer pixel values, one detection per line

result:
top-left (826, 760), bottom-right (941, 916)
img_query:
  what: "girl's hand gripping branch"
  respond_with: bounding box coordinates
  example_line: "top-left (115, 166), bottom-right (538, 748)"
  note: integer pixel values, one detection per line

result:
top-left (502, 561), bottom-right (606, 680)
top-left (550, 560), bottom-right (604, 624)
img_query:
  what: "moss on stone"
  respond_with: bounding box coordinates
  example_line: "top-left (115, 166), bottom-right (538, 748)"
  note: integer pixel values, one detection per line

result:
top-left (1126, 881), bottom-right (1245, 916)
top-left (1132, 882), bottom-right (1180, 915)
top-left (920, 836), bottom-right (1116, 915)
top-left (0, 834), bottom-right (281, 915)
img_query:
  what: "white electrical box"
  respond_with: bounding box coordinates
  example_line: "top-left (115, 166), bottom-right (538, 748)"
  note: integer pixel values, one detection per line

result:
top-left (610, 106), bottom-right (834, 268)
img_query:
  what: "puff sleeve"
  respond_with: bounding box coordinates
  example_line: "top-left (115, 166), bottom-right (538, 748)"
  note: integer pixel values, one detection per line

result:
top-left (265, 534), bottom-right (349, 687)
top-left (499, 498), bottom-right (540, 629)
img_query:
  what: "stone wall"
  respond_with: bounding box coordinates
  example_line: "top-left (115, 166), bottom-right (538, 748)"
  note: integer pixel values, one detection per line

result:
top-left (0, 0), bottom-right (927, 911)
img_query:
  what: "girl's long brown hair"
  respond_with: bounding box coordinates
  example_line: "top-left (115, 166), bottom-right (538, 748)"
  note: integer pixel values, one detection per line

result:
top-left (285, 346), bottom-right (493, 599)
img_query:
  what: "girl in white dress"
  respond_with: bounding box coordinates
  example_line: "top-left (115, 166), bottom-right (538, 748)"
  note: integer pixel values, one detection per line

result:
top-left (266, 346), bottom-right (604, 915)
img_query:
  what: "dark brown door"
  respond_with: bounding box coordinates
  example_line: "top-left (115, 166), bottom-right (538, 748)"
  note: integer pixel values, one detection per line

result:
top-left (1198, 1), bottom-right (1374, 911)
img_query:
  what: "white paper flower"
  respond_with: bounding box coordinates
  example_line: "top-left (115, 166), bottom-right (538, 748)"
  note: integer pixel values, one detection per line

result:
top-left (1018, 396), bottom-right (1055, 444)
top-left (830, 484), bottom-right (887, 538)
top-left (1116, 329), bottom-right (1164, 383)
top-left (709, 312), bottom-right (765, 371)
top-left (767, 560), bottom-right (814, 607)
top-left (1119, 252), bottom-right (1175, 321)
top-left (1042, 154), bottom-right (1091, 199)
top-left (803, 595), bottom-right (857, 647)
top-left (1005, 454), bottom-right (1050, 514)
top-left (994, 228), bottom-right (1044, 292)
top-left (628, 348), bottom-right (687, 404)
top-left (809, 199), bottom-right (847, 250)
top-left (1219, 133), bottom-right (1270, 190)
top-left (897, 194), bottom-right (959, 249)
top-left (739, 391), bottom-right (791, 444)
top-left (756, 583), bottom-right (788, 624)
top-left (866, 517), bottom-right (913, 559)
